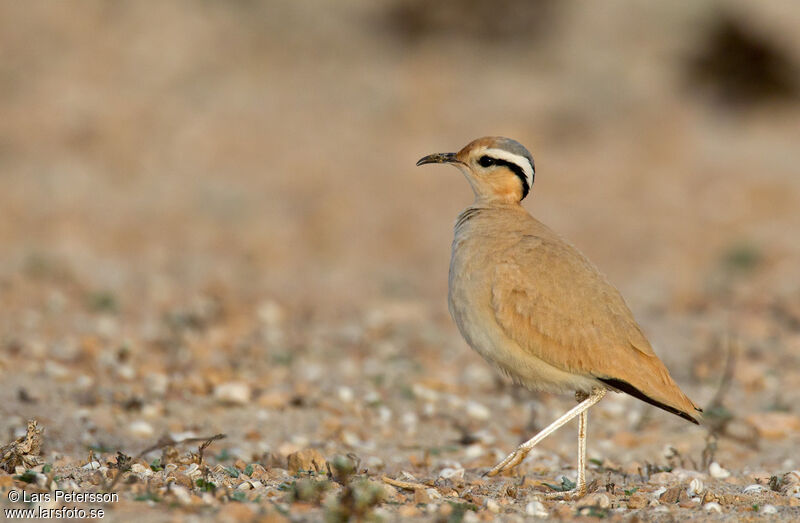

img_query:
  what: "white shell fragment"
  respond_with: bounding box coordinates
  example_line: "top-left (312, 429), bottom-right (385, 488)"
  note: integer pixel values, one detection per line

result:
top-left (687, 477), bottom-right (704, 497)
top-left (743, 484), bottom-right (767, 494)
top-left (709, 462), bottom-right (731, 479)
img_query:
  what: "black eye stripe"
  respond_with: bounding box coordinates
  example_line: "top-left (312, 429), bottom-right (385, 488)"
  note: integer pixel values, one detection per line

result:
top-left (497, 159), bottom-right (530, 200)
top-left (479, 155), bottom-right (532, 200)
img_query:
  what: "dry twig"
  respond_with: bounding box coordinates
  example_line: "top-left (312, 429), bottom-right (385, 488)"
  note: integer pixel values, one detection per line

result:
top-left (381, 475), bottom-right (426, 491)
top-left (101, 433), bottom-right (226, 492)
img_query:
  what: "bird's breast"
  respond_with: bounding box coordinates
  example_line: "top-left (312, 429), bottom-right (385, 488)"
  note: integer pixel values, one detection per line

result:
top-left (447, 224), bottom-right (600, 394)
top-left (448, 228), bottom-right (524, 375)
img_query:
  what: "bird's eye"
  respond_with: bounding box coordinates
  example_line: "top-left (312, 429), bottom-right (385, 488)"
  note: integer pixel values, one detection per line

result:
top-left (478, 156), bottom-right (495, 167)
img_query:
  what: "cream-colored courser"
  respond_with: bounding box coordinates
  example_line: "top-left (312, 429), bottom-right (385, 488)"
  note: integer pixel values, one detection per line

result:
top-left (417, 136), bottom-right (701, 498)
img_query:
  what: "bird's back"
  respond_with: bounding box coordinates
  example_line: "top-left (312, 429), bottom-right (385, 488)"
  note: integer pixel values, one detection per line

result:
top-left (449, 204), bottom-right (701, 423)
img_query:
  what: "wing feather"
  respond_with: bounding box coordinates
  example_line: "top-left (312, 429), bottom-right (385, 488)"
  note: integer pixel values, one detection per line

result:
top-left (490, 234), bottom-right (699, 420)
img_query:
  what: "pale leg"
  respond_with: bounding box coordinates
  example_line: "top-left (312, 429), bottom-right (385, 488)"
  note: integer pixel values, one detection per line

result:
top-left (575, 407), bottom-right (588, 494)
top-left (544, 405), bottom-right (592, 499)
top-left (486, 389), bottom-right (606, 479)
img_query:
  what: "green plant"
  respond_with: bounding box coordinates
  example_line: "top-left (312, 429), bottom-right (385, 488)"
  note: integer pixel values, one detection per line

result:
top-left (543, 476), bottom-right (576, 492)
top-left (196, 478), bottom-right (216, 492)
top-left (13, 470), bottom-right (36, 483)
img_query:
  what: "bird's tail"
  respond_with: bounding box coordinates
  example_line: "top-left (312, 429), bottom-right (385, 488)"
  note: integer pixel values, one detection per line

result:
top-left (598, 374), bottom-right (702, 424)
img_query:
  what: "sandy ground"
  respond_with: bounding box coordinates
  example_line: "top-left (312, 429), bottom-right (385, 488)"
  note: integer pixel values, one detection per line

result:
top-left (1, 1), bottom-right (800, 521)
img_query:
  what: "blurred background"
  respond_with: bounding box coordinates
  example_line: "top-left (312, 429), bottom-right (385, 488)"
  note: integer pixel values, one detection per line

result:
top-left (1, 0), bottom-right (800, 517)
top-left (2, 0), bottom-right (799, 309)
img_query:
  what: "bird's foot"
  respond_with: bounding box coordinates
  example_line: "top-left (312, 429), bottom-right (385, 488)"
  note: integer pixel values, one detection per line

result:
top-left (485, 446), bottom-right (530, 477)
top-left (544, 484), bottom-right (587, 500)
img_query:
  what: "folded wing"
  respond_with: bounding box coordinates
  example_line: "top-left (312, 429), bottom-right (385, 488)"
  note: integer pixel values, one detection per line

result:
top-left (490, 235), bottom-right (701, 423)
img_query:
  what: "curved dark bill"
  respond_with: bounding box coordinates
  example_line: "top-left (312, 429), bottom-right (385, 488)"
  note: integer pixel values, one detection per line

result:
top-left (416, 152), bottom-right (458, 166)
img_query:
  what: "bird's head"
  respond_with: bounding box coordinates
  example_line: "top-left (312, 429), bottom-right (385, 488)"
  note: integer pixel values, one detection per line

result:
top-left (416, 136), bottom-right (536, 204)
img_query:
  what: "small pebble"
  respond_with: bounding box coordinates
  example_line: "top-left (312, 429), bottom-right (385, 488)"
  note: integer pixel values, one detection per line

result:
top-left (341, 431), bottom-right (360, 446)
top-left (34, 473), bottom-right (48, 488)
top-left (130, 463), bottom-right (153, 476)
top-left (44, 361), bottom-right (70, 378)
top-left (485, 499), bottom-right (500, 513)
top-left (377, 406), bottom-right (392, 424)
top-left (439, 467), bottom-right (465, 480)
top-left (170, 431), bottom-right (198, 441)
top-left (116, 364), bottom-right (136, 380)
top-left (170, 485), bottom-right (192, 505)
top-left (365, 456), bottom-right (385, 471)
top-left (290, 434), bottom-right (310, 447)
top-left (760, 505), bottom-right (778, 515)
top-left (627, 493), bottom-right (648, 509)
top-left (75, 375), bottom-right (93, 388)
top-left (649, 471), bottom-right (675, 485)
top-left (426, 488), bottom-right (442, 500)
top-left (128, 420), bottom-right (155, 438)
top-left (464, 444), bottom-right (484, 460)
top-left (257, 300), bottom-right (284, 326)
top-left (785, 471), bottom-right (800, 485)
top-left (141, 404), bottom-right (162, 419)
top-left (709, 462), bottom-right (730, 479)
top-left (658, 486), bottom-right (682, 504)
top-left (287, 448), bottom-right (326, 474)
top-left (525, 500), bottom-right (549, 518)
top-left (785, 484), bottom-right (800, 498)
top-left (412, 385), bottom-right (439, 402)
top-left (82, 461), bottom-right (101, 470)
top-left (703, 502), bottom-right (722, 513)
top-left (672, 468), bottom-right (705, 481)
top-left (401, 412), bottom-right (418, 433)
top-left (337, 386), bottom-right (354, 403)
top-left (214, 382), bottom-right (251, 405)
top-left (472, 429), bottom-right (496, 445)
top-left (746, 412), bottom-right (800, 439)
top-left (465, 401), bottom-right (490, 421)
top-left (145, 373), bottom-right (169, 395)
top-left (583, 493), bottom-right (611, 508)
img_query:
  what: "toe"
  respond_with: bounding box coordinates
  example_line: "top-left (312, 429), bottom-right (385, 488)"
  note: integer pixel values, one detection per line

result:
top-left (486, 450), bottom-right (527, 477)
